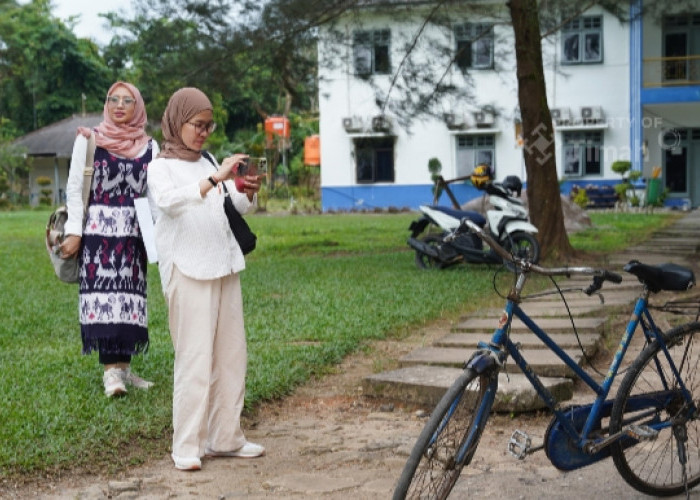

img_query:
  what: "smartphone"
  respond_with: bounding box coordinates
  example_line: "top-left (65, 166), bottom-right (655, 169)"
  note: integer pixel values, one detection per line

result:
top-left (236, 157), bottom-right (268, 176)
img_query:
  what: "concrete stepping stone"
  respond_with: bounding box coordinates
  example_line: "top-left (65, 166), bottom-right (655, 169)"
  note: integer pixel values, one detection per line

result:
top-left (453, 316), bottom-right (605, 335)
top-left (435, 332), bottom-right (600, 356)
top-left (363, 365), bottom-right (574, 412)
top-left (479, 304), bottom-right (605, 316)
top-left (362, 212), bottom-right (700, 415)
top-left (399, 346), bottom-right (585, 378)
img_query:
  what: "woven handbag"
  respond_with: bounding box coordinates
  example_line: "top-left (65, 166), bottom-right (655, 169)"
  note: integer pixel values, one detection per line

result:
top-left (46, 133), bottom-right (96, 283)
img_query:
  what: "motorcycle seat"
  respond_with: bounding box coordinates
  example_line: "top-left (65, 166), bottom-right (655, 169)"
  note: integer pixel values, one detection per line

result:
top-left (430, 206), bottom-right (486, 227)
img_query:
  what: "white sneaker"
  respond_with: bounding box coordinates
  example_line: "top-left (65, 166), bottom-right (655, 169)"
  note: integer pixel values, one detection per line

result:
top-left (123, 368), bottom-right (154, 390)
top-left (103, 368), bottom-right (127, 397)
top-left (205, 442), bottom-right (265, 458)
top-left (171, 453), bottom-right (201, 471)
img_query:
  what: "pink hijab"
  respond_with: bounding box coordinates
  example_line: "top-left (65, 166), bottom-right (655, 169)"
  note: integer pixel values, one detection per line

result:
top-left (158, 87), bottom-right (213, 162)
top-left (94, 81), bottom-right (150, 158)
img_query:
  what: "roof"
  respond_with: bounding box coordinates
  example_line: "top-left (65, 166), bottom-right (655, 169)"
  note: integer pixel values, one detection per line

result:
top-left (13, 113), bottom-right (103, 158)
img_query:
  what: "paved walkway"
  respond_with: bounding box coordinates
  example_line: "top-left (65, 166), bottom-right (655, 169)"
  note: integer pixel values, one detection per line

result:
top-left (364, 209), bottom-right (700, 413)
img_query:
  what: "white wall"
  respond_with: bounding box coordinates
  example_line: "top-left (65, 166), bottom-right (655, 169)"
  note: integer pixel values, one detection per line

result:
top-left (318, 4), bottom-right (633, 199)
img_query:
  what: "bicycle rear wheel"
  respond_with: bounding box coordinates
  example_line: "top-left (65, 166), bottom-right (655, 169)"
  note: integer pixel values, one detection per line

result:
top-left (393, 368), bottom-right (498, 500)
top-left (610, 322), bottom-right (700, 496)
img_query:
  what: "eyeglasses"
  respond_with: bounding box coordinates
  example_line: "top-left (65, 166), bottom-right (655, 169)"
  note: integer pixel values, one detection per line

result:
top-left (106, 96), bottom-right (136, 107)
top-left (185, 121), bottom-right (217, 134)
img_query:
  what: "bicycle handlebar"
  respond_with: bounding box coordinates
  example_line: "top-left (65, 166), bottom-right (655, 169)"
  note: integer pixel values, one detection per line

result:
top-left (457, 218), bottom-right (623, 292)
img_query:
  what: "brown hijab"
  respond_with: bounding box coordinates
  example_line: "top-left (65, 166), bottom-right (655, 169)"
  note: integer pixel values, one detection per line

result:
top-left (158, 87), bottom-right (213, 162)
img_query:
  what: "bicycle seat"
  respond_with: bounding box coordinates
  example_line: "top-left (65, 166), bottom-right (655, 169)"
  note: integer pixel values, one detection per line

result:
top-left (623, 260), bottom-right (695, 293)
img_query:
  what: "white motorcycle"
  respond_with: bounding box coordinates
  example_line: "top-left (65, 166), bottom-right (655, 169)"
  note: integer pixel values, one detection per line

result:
top-left (407, 175), bottom-right (540, 269)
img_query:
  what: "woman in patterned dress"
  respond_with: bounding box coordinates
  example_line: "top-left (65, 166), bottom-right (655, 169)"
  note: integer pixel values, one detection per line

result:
top-left (60, 81), bottom-right (159, 397)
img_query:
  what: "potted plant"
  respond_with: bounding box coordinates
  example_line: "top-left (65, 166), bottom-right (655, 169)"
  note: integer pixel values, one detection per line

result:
top-left (611, 160), bottom-right (641, 208)
top-left (428, 157), bottom-right (443, 201)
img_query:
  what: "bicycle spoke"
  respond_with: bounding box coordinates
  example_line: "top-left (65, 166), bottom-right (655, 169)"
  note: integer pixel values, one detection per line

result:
top-left (611, 322), bottom-right (700, 496)
top-left (394, 370), bottom-right (495, 500)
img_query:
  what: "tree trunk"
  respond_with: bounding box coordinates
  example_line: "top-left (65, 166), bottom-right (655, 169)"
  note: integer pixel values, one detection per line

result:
top-left (508, 0), bottom-right (575, 260)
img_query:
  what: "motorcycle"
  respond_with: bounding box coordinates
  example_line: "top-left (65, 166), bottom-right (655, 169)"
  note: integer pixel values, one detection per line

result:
top-left (407, 174), bottom-right (540, 269)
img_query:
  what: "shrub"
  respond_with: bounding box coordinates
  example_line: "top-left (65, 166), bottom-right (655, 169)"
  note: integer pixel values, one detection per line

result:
top-left (36, 176), bottom-right (53, 205)
top-left (571, 187), bottom-right (589, 209)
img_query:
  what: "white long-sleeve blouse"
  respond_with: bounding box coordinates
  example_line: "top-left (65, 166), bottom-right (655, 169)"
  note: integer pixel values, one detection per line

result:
top-left (147, 154), bottom-right (256, 295)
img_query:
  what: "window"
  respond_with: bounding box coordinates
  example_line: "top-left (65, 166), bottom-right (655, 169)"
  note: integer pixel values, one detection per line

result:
top-left (353, 30), bottom-right (391, 76)
top-left (663, 15), bottom-right (700, 81)
top-left (561, 16), bottom-right (602, 64)
top-left (454, 23), bottom-right (494, 70)
top-left (562, 131), bottom-right (603, 176)
top-left (355, 137), bottom-right (395, 183)
top-left (456, 135), bottom-right (495, 177)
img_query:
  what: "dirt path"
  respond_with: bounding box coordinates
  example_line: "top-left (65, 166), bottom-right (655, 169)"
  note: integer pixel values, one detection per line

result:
top-left (8, 291), bottom-right (700, 499)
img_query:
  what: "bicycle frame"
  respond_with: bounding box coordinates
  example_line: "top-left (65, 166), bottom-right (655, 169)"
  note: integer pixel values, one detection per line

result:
top-left (395, 218), bottom-right (700, 500)
top-left (478, 280), bottom-right (698, 457)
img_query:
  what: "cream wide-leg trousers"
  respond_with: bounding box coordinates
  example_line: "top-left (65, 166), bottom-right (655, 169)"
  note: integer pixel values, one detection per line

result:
top-left (167, 266), bottom-right (248, 458)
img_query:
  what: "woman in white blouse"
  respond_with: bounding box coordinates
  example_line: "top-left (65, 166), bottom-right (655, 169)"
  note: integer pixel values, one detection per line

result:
top-left (147, 87), bottom-right (264, 471)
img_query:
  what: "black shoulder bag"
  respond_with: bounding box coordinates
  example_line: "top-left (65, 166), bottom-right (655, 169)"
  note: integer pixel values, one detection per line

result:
top-left (202, 151), bottom-right (257, 255)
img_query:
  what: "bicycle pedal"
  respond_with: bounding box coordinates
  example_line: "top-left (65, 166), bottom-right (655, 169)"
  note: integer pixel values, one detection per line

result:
top-left (508, 429), bottom-right (531, 460)
top-left (625, 424), bottom-right (659, 441)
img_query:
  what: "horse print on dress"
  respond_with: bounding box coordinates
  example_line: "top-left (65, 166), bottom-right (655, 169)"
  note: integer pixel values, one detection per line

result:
top-left (95, 248), bottom-right (118, 290)
top-left (94, 295), bottom-right (116, 321)
top-left (97, 209), bottom-right (119, 234)
top-left (79, 292), bottom-right (146, 328)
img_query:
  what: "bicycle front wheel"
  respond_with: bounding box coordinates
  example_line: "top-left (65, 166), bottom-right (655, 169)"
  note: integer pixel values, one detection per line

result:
top-left (610, 322), bottom-right (700, 496)
top-left (393, 368), bottom-right (498, 500)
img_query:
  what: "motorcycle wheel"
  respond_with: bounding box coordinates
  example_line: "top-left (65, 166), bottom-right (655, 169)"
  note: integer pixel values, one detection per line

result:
top-left (503, 231), bottom-right (540, 264)
top-left (415, 235), bottom-right (453, 269)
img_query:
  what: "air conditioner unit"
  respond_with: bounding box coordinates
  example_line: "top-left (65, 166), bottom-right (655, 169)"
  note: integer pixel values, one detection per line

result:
top-left (551, 107), bottom-right (573, 125)
top-left (444, 113), bottom-right (467, 130)
top-left (473, 110), bottom-right (495, 127)
top-left (580, 106), bottom-right (605, 123)
top-left (371, 114), bottom-right (392, 132)
top-left (342, 116), bottom-right (364, 133)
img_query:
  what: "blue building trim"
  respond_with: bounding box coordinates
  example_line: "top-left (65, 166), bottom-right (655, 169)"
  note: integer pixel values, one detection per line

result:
top-left (323, 181), bottom-right (619, 212)
top-left (321, 184), bottom-right (485, 211)
top-left (630, 0), bottom-right (643, 173)
top-left (641, 86), bottom-right (700, 104)
top-left (322, 178), bottom-right (675, 212)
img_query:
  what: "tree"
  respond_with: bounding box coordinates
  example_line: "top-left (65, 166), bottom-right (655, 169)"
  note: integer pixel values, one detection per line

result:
top-left (103, 0), bottom-right (322, 135)
top-left (0, 0), bottom-right (112, 134)
top-left (508, 0), bottom-right (574, 259)
top-left (0, 117), bottom-right (30, 205)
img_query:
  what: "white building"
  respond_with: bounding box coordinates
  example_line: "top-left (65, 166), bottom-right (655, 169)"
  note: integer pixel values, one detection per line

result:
top-left (317, 0), bottom-right (700, 211)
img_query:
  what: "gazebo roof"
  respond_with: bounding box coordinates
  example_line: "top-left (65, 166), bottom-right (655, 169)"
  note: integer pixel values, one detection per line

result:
top-left (13, 114), bottom-right (103, 158)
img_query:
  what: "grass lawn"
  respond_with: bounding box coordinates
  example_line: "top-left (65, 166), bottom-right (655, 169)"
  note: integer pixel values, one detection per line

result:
top-left (0, 209), bottom-right (679, 479)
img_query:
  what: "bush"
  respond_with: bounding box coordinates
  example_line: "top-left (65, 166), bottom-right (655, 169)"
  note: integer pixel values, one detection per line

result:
top-left (36, 176), bottom-right (53, 205)
top-left (611, 160), bottom-right (640, 205)
top-left (571, 187), bottom-right (589, 208)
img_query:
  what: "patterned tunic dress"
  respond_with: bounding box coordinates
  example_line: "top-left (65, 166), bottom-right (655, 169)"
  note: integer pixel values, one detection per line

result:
top-left (78, 141), bottom-right (153, 355)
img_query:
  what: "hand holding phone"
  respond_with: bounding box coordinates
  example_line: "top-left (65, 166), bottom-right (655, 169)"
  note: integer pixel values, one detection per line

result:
top-left (233, 157), bottom-right (267, 192)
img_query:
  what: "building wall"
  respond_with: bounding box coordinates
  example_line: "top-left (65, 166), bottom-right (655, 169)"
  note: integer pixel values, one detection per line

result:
top-left (318, 4), bottom-right (633, 210)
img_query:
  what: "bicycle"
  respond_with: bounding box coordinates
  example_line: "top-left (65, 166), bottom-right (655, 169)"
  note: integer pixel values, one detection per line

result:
top-left (394, 218), bottom-right (699, 499)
